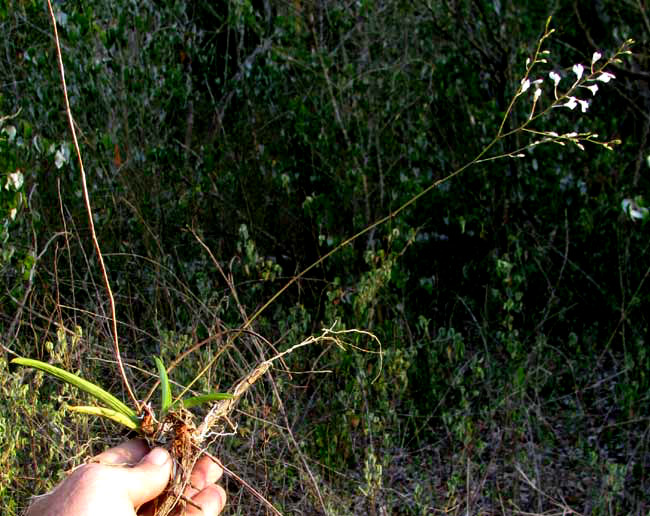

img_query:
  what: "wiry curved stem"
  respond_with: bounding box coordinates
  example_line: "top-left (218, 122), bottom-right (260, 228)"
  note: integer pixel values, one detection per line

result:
top-left (46, 0), bottom-right (139, 411)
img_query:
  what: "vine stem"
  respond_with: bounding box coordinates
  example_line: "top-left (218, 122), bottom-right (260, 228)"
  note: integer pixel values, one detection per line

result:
top-left (46, 0), bottom-right (139, 411)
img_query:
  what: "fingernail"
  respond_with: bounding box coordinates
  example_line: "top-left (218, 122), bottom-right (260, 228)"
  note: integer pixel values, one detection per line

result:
top-left (144, 448), bottom-right (170, 466)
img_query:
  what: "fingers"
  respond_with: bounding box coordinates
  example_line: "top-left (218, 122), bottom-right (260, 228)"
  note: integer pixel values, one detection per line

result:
top-left (94, 438), bottom-right (150, 466)
top-left (184, 455), bottom-right (224, 497)
top-left (124, 448), bottom-right (173, 507)
top-left (176, 455), bottom-right (226, 516)
top-left (92, 440), bottom-right (226, 515)
top-left (182, 484), bottom-right (227, 516)
top-left (91, 440), bottom-right (172, 509)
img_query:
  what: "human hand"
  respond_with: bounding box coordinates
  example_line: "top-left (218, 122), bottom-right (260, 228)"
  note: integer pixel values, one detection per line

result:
top-left (25, 439), bottom-right (227, 516)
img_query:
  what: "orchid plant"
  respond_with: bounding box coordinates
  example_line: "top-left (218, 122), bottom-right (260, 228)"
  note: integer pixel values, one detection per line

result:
top-left (11, 356), bottom-right (232, 434)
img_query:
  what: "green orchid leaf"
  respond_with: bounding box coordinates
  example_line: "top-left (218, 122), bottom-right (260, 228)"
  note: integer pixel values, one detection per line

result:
top-left (68, 405), bottom-right (140, 431)
top-left (11, 357), bottom-right (138, 424)
top-left (182, 392), bottom-right (234, 410)
top-left (153, 356), bottom-right (172, 417)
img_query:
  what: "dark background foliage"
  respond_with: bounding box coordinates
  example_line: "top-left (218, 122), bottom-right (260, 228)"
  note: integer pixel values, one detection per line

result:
top-left (1, 0), bottom-right (649, 513)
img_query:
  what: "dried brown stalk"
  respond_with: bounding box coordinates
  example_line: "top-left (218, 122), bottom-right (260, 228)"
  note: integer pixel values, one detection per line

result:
top-left (46, 0), bottom-right (138, 410)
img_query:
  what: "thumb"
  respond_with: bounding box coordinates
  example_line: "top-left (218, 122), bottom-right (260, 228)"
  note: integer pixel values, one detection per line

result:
top-left (120, 447), bottom-right (172, 508)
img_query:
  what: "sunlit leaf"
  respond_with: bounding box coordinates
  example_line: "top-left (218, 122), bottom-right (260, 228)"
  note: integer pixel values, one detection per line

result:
top-left (153, 356), bottom-right (172, 417)
top-left (11, 357), bottom-right (138, 424)
top-left (68, 405), bottom-right (139, 430)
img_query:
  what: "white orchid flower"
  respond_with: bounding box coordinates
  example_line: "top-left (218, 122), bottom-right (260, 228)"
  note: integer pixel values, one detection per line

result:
top-left (572, 63), bottom-right (584, 81)
top-left (560, 97), bottom-right (578, 110)
top-left (596, 72), bottom-right (616, 83)
top-left (549, 71), bottom-right (561, 86)
top-left (557, 97), bottom-right (589, 112)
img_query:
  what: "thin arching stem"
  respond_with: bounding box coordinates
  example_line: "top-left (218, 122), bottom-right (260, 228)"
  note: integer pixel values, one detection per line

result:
top-left (46, 0), bottom-right (139, 410)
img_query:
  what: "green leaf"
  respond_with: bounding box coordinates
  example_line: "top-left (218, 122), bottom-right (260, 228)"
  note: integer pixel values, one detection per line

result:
top-left (68, 405), bottom-right (140, 431)
top-left (11, 357), bottom-right (139, 425)
top-left (181, 392), bottom-right (234, 410)
top-left (153, 356), bottom-right (172, 417)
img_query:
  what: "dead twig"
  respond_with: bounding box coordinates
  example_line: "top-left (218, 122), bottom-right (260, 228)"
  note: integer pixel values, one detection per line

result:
top-left (45, 0), bottom-right (138, 410)
top-left (204, 451), bottom-right (283, 516)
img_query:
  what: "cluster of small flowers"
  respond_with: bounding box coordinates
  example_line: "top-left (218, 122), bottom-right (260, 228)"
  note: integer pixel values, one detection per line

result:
top-left (518, 51), bottom-right (618, 115)
top-left (509, 38), bottom-right (634, 154)
top-left (552, 52), bottom-right (616, 113)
